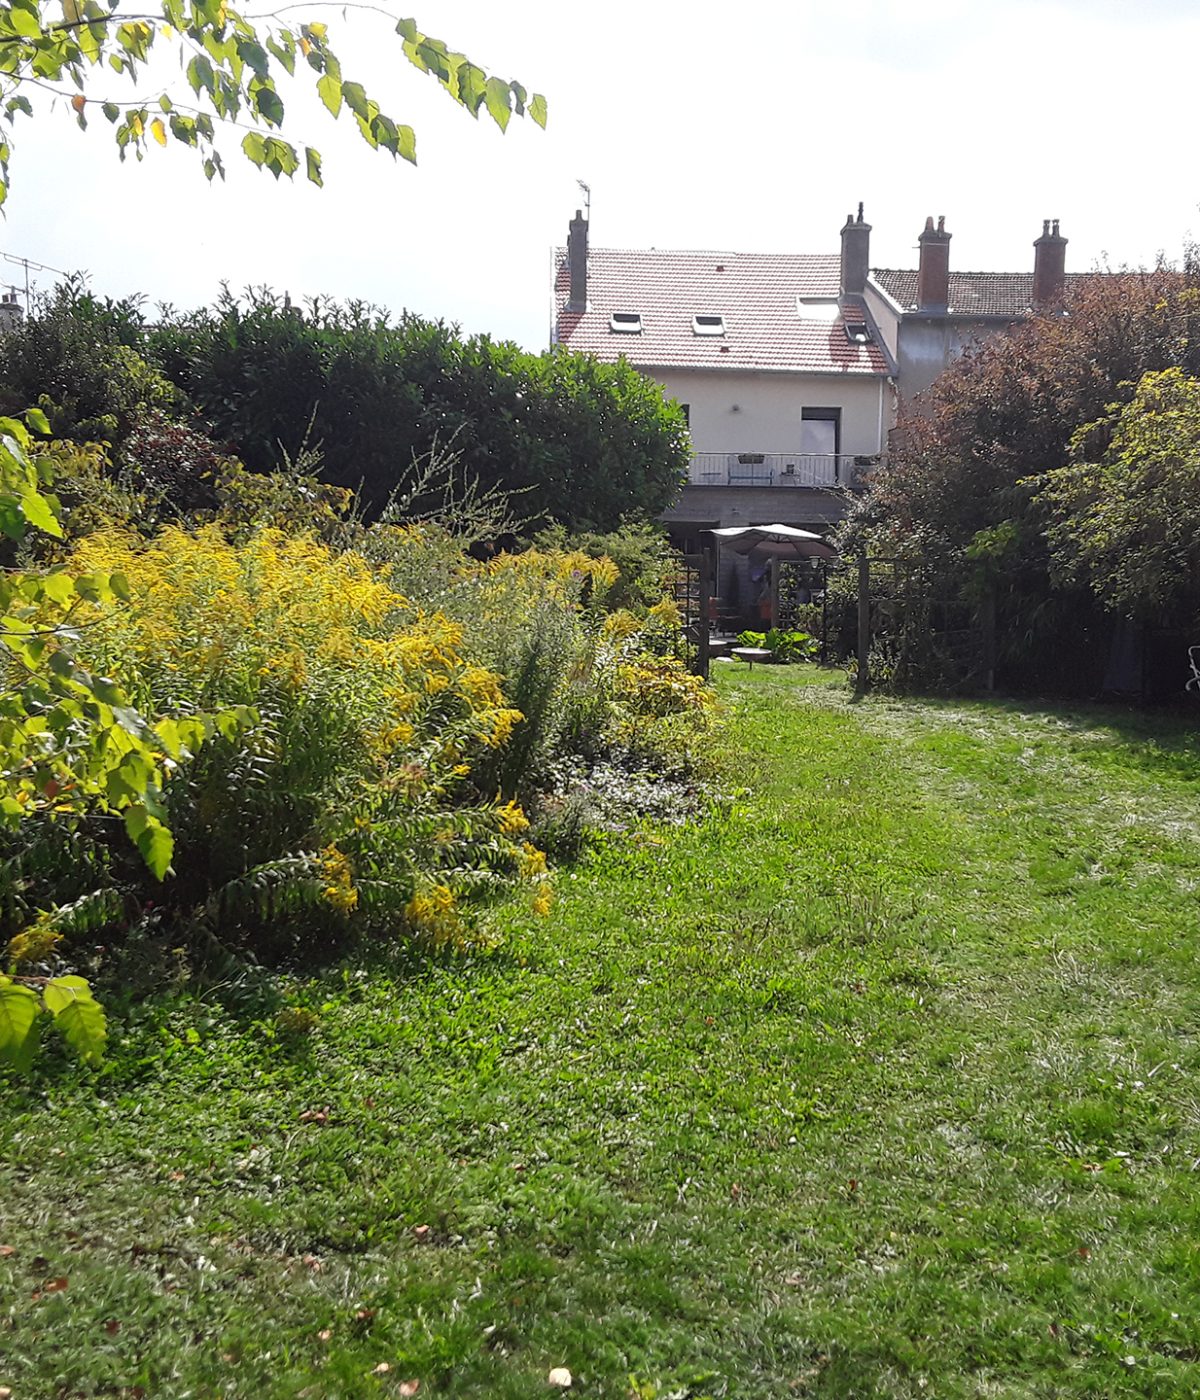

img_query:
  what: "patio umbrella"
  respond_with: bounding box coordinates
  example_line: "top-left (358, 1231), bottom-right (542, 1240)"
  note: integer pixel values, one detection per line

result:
top-left (709, 523), bottom-right (837, 561)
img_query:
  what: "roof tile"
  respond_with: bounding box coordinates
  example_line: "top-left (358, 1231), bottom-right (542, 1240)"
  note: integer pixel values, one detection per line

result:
top-left (871, 268), bottom-right (1088, 317)
top-left (554, 248), bottom-right (889, 376)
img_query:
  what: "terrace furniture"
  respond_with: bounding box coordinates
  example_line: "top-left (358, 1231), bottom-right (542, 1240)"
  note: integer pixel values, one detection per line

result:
top-left (732, 646), bottom-right (772, 668)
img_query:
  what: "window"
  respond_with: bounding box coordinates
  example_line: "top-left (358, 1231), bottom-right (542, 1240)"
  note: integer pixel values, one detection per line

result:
top-left (679, 403), bottom-right (690, 426)
top-left (610, 311), bottom-right (642, 333)
top-left (692, 314), bottom-right (725, 336)
top-left (796, 297), bottom-right (840, 322)
top-left (844, 320), bottom-right (871, 344)
top-left (801, 407), bottom-right (840, 458)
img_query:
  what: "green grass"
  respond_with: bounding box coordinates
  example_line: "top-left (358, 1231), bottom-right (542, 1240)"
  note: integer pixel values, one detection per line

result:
top-left (4, 668), bottom-right (1200, 1397)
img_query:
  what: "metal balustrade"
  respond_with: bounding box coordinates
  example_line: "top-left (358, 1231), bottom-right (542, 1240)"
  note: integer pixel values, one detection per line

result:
top-left (686, 452), bottom-right (870, 488)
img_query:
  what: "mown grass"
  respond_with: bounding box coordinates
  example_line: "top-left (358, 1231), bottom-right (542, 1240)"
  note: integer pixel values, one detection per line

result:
top-left (4, 668), bottom-right (1200, 1398)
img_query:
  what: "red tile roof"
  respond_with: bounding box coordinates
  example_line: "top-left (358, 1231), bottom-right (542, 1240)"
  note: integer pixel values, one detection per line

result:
top-left (554, 247), bottom-right (890, 376)
top-left (871, 268), bottom-right (1089, 317)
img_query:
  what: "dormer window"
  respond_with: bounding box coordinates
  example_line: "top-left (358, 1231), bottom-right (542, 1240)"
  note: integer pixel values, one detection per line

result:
top-left (610, 311), bottom-right (642, 334)
top-left (692, 314), bottom-right (725, 336)
top-left (844, 320), bottom-right (871, 345)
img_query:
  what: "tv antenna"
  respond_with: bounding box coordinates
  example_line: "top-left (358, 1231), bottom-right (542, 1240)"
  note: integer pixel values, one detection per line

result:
top-left (0, 250), bottom-right (71, 310)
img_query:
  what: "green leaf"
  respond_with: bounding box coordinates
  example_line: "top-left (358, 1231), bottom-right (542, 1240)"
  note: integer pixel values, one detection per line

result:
top-left (241, 131), bottom-right (267, 167)
top-left (24, 407), bottom-right (50, 435)
top-left (305, 146), bottom-right (322, 187)
top-left (237, 39), bottom-right (270, 79)
top-left (0, 980), bottom-right (41, 1070)
top-left (530, 93), bottom-right (548, 129)
top-left (253, 84), bottom-right (285, 127)
top-left (483, 77), bottom-right (512, 132)
top-left (47, 979), bottom-right (106, 1065)
top-left (124, 806), bottom-right (173, 879)
top-left (7, 2), bottom-right (42, 40)
top-left (316, 72), bottom-right (342, 118)
top-left (395, 17), bottom-right (419, 41)
top-left (19, 489), bottom-right (63, 538)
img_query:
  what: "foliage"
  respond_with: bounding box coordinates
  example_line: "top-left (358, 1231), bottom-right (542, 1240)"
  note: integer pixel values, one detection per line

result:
top-left (38, 524), bottom-right (549, 960)
top-left (535, 519), bottom-right (676, 610)
top-left (1037, 368), bottom-right (1200, 623)
top-left (736, 628), bottom-right (817, 662)
top-left (0, 3), bottom-right (545, 207)
top-left (842, 265), bottom-right (1200, 689)
top-left (0, 278), bottom-right (175, 445)
top-left (149, 291), bottom-right (690, 530)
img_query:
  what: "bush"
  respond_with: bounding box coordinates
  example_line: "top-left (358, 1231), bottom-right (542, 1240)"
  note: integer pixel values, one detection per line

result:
top-left (20, 525), bottom-right (552, 965)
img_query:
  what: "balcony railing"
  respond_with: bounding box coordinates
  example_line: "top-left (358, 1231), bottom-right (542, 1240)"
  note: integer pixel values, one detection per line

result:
top-left (686, 452), bottom-right (871, 489)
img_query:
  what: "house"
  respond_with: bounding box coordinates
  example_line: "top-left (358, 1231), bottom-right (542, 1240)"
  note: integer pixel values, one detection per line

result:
top-left (551, 208), bottom-right (894, 552)
top-left (550, 207), bottom-right (1072, 550)
top-left (867, 216), bottom-right (1073, 401)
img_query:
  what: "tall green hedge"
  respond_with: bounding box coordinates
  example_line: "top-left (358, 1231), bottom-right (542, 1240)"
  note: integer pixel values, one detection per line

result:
top-left (149, 291), bottom-right (688, 530)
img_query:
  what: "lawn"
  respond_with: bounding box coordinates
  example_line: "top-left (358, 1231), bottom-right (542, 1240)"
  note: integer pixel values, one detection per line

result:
top-left (4, 668), bottom-right (1200, 1398)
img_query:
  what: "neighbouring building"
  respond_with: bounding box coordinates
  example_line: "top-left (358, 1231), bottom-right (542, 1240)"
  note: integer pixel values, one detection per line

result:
top-left (550, 206), bottom-right (1072, 548)
top-left (867, 216), bottom-right (1073, 401)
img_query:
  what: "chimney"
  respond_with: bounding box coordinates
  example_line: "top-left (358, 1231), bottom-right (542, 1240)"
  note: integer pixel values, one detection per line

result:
top-left (840, 201), bottom-right (871, 300)
top-left (1032, 218), bottom-right (1067, 309)
top-left (917, 215), bottom-right (951, 313)
top-left (0, 291), bottom-right (22, 336)
top-left (567, 209), bottom-right (588, 313)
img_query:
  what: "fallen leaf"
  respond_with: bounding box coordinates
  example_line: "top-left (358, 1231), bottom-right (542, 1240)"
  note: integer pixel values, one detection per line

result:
top-left (730, 1183), bottom-right (741, 1200)
top-left (169, 1170), bottom-right (186, 1182)
top-left (354, 1307), bottom-right (377, 1326)
top-left (373, 1361), bottom-right (391, 1375)
top-left (0, 1388), bottom-right (13, 1399)
top-left (303, 1253), bottom-right (324, 1272)
top-left (848, 1178), bottom-right (859, 1193)
top-left (412, 1225), bottom-right (431, 1243)
top-left (548, 1367), bottom-right (572, 1388)
top-left (317, 1328), bottom-right (333, 1342)
top-left (1078, 1245), bottom-right (1091, 1260)
top-left (399, 1383), bottom-right (420, 1397)
top-left (105, 1318), bottom-right (122, 1336)
top-left (0, 1245), bottom-right (14, 1257)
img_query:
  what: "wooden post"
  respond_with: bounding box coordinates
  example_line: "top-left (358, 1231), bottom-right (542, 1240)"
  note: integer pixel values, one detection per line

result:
top-left (696, 550), bottom-right (711, 681)
top-left (856, 554), bottom-right (870, 694)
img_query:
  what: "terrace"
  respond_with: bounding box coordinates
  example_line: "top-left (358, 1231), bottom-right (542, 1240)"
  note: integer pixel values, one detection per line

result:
top-left (687, 452), bottom-right (871, 489)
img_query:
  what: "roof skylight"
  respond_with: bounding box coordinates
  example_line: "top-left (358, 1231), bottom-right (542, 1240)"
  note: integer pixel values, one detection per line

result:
top-left (796, 297), bottom-right (840, 322)
top-left (610, 311), bottom-right (642, 333)
top-left (692, 314), bottom-right (726, 336)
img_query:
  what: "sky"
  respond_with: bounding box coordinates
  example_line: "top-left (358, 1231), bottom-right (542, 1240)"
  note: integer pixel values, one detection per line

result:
top-left (4, 0), bottom-right (1199, 349)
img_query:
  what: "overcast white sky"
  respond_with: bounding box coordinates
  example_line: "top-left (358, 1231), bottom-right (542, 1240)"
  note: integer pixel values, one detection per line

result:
top-left (4, 0), bottom-right (1198, 348)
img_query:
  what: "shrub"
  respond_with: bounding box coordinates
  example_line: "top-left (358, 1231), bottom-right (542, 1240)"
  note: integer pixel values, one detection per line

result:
top-left (31, 525), bottom-right (550, 963)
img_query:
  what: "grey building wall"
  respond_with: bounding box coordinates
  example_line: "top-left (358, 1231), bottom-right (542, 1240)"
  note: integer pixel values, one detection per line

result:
top-left (894, 315), bottom-right (1019, 401)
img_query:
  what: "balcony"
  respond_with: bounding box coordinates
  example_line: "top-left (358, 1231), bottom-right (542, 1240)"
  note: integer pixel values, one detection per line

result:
top-left (686, 452), bottom-right (871, 489)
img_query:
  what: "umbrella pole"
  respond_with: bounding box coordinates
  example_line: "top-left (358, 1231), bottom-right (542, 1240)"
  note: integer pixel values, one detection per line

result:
top-left (769, 556), bottom-right (779, 631)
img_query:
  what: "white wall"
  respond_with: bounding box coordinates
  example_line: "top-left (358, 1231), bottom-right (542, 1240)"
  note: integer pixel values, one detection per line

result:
top-left (653, 368), bottom-right (889, 457)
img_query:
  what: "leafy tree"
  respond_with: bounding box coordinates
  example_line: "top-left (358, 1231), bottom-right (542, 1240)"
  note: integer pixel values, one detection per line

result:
top-left (0, 277), bottom-right (174, 444)
top-left (840, 264), bottom-right (1200, 689)
top-left (0, 3), bottom-right (546, 207)
top-left (1038, 368), bottom-right (1200, 623)
top-left (150, 292), bottom-right (690, 531)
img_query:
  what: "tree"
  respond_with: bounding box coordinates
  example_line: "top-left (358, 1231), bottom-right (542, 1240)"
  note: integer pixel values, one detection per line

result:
top-left (839, 263), bottom-right (1200, 690)
top-left (1038, 368), bottom-right (1200, 624)
top-left (0, 2), bottom-right (546, 207)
